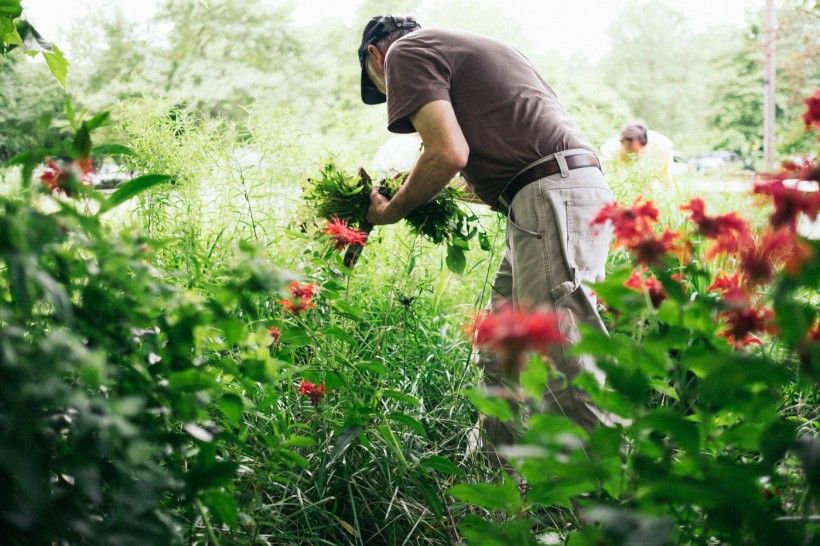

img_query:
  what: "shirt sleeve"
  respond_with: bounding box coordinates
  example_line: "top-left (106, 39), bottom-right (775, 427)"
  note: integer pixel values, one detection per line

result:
top-left (385, 39), bottom-right (452, 134)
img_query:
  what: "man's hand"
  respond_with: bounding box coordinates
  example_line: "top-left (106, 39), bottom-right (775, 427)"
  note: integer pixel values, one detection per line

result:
top-left (364, 100), bottom-right (468, 225)
top-left (365, 188), bottom-right (394, 225)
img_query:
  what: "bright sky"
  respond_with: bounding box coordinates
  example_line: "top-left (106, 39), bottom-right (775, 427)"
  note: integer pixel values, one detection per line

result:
top-left (22, 0), bottom-right (761, 62)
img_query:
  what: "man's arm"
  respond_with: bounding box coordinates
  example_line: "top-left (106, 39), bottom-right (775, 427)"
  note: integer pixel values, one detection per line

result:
top-left (366, 100), bottom-right (469, 225)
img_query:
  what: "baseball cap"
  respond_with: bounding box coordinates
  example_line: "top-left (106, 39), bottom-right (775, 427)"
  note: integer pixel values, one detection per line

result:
top-left (358, 15), bottom-right (421, 105)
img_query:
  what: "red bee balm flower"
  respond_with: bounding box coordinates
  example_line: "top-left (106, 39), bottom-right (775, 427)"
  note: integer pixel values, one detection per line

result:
top-left (753, 179), bottom-right (820, 230)
top-left (592, 198), bottom-right (659, 245)
top-left (468, 304), bottom-right (566, 371)
top-left (719, 304), bottom-right (775, 348)
top-left (708, 272), bottom-right (747, 303)
top-left (268, 326), bottom-right (281, 344)
top-left (625, 270), bottom-right (667, 308)
top-left (297, 380), bottom-right (326, 405)
top-left (803, 90), bottom-right (820, 131)
top-left (631, 229), bottom-right (679, 266)
top-left (593, 199), bottom-right (678, 265)
top-left (739, 229), bottom-right (809, 284)
top-left (280, 281), bottom-right (316, 314)
top-left (681, 198), bottom-right (751, 238)
top-left (323, 217), bottom-right (368, 250)
top-left (680, 198), bottom-right (753, 257)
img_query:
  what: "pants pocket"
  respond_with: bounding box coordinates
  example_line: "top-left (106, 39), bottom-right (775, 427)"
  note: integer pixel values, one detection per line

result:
top-left (566, 200), bottom-right (612, 281)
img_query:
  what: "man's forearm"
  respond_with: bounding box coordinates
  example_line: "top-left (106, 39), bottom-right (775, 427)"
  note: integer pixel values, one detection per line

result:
top-left (381, 149), bottom-right (462, 223)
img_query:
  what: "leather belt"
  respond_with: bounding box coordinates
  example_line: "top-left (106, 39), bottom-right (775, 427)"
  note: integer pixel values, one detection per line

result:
top-left (494, 152), bottom-right (601, 214)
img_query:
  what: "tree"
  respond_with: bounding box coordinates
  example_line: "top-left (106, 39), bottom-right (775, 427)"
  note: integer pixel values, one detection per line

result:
top-left (0, 55), bottom-right (65, 161)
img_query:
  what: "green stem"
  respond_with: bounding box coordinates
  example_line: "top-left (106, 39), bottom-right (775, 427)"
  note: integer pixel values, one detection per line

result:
top-left (196, 498), bottom-right (221, 546)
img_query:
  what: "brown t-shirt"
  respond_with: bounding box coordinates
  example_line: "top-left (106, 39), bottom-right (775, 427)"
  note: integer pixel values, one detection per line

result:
top-left (385, 28), bottom-right (594, 207)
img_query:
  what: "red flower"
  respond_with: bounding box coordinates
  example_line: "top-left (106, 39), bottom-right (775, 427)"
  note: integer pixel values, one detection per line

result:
top-left (288, 281), bottom-right (316, 300)
top-left (323, 217), bottom-right (368, 250)
top-left (280, 281), bottom-right (316, 314)
top-left (40, 160), bottom-right (64, 192)
top-left (681, 198), bottom-right (751, 238)
top-left (738, 229), bottom-right (806, 284)
top-left (809, 321), bottom-right (820, 342)
top-left (625, 270), bottom-right (666, 308)
top-left (631, 229), bottom-right (679, 266)
top-left (707, 272), bottom-right (747, 304)
top-left (680, 198), bottom-right (753, 257)
top-left (753, 179), bottom-right (820, 230)
top-left (268, 326), bottom-right (281, 344)
top-left (592, 198), bottom-right (659, 245)
top-left (803, 90), bottom-right (820, 131)
top-left (593, 199), bottom-right (678, 265)
top-left (719, 304), bottom-right (774, 348)
top-left (38, 158), bottom-right (95, 195)
top-left (297, 380), bottom-right (326, 405)
top-left (77, 157), bottom-right (95, 184)
top-left (468, 304), bottom-right (566, 371)
top-left (760, 158), bottom-right (820, 185)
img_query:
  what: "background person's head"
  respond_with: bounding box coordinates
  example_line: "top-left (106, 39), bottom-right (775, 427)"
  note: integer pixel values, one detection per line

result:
top-left (620, 121), bottom-right (649, 154)
top-left (358, 15), bottom-right (421, 104)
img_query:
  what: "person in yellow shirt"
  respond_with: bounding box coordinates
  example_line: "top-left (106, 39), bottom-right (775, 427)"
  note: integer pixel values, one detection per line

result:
top-left (601, 121), bottom-right (674, 184)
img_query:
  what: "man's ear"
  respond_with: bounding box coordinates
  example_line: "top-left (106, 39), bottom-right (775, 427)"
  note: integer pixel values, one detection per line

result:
top-left (367, 44), bottom-right (385, 72)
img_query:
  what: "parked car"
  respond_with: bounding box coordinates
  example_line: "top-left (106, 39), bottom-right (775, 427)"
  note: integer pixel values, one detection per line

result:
top-left (688, 151), bottom-right (738, 172)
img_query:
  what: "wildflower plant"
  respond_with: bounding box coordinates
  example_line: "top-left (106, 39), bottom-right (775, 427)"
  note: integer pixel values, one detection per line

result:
top-left (450, 94), bottom-right (820, 545)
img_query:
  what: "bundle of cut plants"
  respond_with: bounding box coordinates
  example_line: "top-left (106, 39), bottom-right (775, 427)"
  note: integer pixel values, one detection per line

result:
top-left (302, 160), bottom-right (488, 272)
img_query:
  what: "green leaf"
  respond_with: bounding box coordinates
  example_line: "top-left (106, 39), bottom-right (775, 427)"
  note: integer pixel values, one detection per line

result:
top-left (42, 44), bottom-right (68, 89)
top-left (418, 478), bottom-right (444, 517)
top-left (283, 435), bottom-right (316, 448)
top-left (218, 393), bottom-right (243, 426)
top-left (526, 479), bottom-right (596, 508)
top-left (379, 389), bottom-right (420, 406)
top-left (520, 354), bottom-right (548, 399)
top-left (101, 174), bottom-right (173, 213)
top-left (465, 388), bottom-right (514, 421)
top-left (200, 490), bottom-right (238, 529)
top-left (72, 122), bottom-right (92, 158)
top-left (168, 369), bottom-right (217, 391)
top-left (459, 515), bottom-right (538, 546)
top-left (419, 455), bottom-right (463, 476)
top-left (386, 412), bottom-right (426, 437)
top-left (280, 326), bottom-right (311, 347)
top-left (92, 143), bottom-right (135, 156)
top-left (449, 477), bottom-right (523, 513)
top-left (355, 361), bottom-right (388, 376)
top-left (634, 408), bottom-right (699, 454)
top-left (85, 111), bottom-right (110, 131)
top-left (328, 425), bottom-right (363, 466)
top-left (446, 243), bottom-right (466, 275)
top-left (478, 231), bottom-right (491, 251)
top-left (0, 0), bottom-right (22, 19)
top-left (324, 325), bottom-right (355, 345)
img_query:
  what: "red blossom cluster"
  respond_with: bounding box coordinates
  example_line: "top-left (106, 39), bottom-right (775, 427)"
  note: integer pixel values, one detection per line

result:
top-left (280, 281), bottom-right (316, 314)
top-left (468, 304), bottom-right (566, 371)
top-left (624, 270), bottom-right (667, 308)
top-left (323, 217), bottom-right (368, 250)
top-left (268, 326), bottom-right (281, 345)
top-left (39, 158), bottom-right (95, 195)
top-left (707, 271), bottom-right (775, 347)
top-left (680, 198), bottom-right (753, 257)
top-left (297, 380), bottom-right (326, 405)
top-left (592, 198), bottom-right (678, 266)
top-left (707, 272), bottom-right (745, 301)
top-left (753, 178), bottom-right (820, 229)
top-left (804, 90), bottom-right (820, 131)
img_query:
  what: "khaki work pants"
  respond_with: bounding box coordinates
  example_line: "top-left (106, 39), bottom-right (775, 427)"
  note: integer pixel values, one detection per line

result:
top-left (477, 149), bottom-right (620, 458)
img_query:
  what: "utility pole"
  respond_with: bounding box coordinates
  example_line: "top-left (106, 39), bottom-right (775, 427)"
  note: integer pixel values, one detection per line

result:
top-left (763, 0), bottom-right (776, 170)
